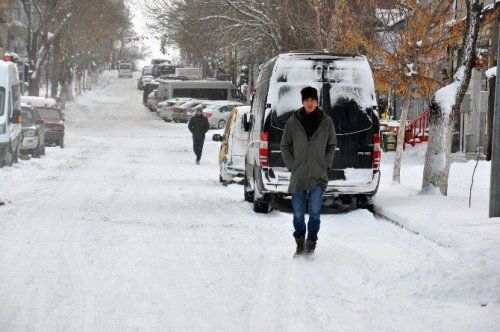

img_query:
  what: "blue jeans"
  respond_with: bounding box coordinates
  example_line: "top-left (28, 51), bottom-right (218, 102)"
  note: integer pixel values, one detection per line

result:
top-left (291, 184), bottom-right (324, 242)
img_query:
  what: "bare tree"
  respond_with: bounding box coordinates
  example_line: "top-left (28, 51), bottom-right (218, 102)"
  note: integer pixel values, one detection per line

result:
top-left (421, 0), bottom-right (483, 195)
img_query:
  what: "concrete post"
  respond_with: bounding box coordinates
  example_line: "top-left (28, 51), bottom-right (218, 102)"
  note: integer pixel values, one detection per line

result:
top-left (489, 33), bottom-right (500, 217)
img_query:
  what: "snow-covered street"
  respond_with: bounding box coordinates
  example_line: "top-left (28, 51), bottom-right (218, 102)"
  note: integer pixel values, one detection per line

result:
top-left (0, 73), bottom-right (499, 331)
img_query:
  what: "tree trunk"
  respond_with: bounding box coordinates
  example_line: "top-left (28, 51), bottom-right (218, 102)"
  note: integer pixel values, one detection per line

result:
top-left (421, 102), bottom-right (456, 195)
top-left (392, 89), bottom-right (412, 183)
top-left (421, 0), bottom-right (482, 195)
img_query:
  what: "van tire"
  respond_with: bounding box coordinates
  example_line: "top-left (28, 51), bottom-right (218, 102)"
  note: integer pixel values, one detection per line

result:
top-left (4, 145), bottom-right (13, 167)
top-left (59, 139), bottom-right (64, 149)
top-left (253, 199), bottom-right (270, 213)
top-left (243, 177), bottom-right (254, 202)
top-left (12, 142), bottom-right (20, 163)
top-left (33, 146), bottom-right (41, 158)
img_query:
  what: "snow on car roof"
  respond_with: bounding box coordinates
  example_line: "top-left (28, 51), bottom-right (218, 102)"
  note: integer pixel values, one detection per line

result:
top-left (21, 96), bottom-right (58, 108)
top-left (269, 55), bottom-right (377, 117)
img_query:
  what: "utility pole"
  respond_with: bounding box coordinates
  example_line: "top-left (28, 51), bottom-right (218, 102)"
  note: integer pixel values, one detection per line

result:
top-left (490, 32), bottom-right (500, 217)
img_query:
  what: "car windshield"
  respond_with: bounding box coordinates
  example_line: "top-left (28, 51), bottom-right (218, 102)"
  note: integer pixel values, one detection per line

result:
top-left (120, 64), bottom-right (131, 70)
top-left (36, 108), bottom-right (61, 119)
top-left (21, 110), bottom-right (35, 124)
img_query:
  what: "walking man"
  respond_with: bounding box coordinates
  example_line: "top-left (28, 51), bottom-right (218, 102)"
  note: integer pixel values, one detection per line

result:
top-left (188, 108), bottom-right (209, 164)
top-left (281, 87), bottom-right (337, 256)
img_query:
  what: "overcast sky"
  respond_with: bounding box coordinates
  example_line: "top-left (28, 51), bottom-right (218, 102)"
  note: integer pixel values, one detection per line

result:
top-left (127, 0), bottom-right (179, 67)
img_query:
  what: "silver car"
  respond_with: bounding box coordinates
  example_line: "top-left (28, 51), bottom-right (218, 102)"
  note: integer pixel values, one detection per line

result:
top-left (203, 102), bottom-right (244, 129)
top-left (20, 106), bottom-right (46, 158)
top-left (159, 98), bottom-right (193, 122)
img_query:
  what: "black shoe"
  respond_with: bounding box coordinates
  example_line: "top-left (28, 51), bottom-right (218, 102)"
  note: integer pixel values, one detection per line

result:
top-left (196, 158), bottom-right (200, 165)
top-left (305, 239), bottom-right (316, 255)
top-left (294, 236), bottom-right (305, 257)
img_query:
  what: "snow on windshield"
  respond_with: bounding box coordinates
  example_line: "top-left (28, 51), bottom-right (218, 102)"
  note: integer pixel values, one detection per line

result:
top-left (269, 57), bottom-right (377, 118)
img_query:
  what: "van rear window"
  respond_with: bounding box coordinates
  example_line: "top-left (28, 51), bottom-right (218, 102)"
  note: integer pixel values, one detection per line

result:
top-left (119, 64), bottom-right (131, 70)
top-left (271, 84), bottom-right (373, 134)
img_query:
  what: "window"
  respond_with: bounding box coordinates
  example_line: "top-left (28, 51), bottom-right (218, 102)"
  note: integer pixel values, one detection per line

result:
top-left (36, 108), bottom-right (61, 120)
top-left (172, 88), bottom-right (228, 100)
top-left (21, 110), bottom-right (35, 124)
top-left (0, 87), bottom-right (5, 116)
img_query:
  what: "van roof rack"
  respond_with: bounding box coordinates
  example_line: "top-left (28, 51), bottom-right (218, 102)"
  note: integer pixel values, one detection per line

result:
top-left (285, 50), bottom-right (361, 58)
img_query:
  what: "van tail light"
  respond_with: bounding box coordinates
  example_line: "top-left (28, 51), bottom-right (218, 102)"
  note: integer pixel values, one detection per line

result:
top-left (260, 131), bottom-right (269, 167)
top-left (372, 133), bottom-right (381, 170)
top-left (205, 112), bottom-right (212, 118)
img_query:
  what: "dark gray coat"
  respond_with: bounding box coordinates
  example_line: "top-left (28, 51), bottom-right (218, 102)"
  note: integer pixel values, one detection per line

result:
top-left (188, 114), bottom-right (209, 139)
top-left (281, 108), bottom-right (337, 193)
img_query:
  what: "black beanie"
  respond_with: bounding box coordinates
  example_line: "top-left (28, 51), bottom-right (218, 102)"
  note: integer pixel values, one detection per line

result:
top-left (301, 87), bottom-right (318, 102)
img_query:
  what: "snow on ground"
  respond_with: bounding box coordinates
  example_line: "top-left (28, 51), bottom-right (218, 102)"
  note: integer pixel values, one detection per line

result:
top-left (0, 72), bottom-right (499, 331)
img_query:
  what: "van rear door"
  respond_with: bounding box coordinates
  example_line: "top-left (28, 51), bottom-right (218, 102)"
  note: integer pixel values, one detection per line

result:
top-left (267, 57), bottom-right (379, 183)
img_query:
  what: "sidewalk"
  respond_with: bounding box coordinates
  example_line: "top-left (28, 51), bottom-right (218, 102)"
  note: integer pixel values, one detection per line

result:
top-left (375, 144), bottom-right (500, 306)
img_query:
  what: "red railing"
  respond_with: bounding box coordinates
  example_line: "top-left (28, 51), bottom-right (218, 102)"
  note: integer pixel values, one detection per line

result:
top-left (405, 109), bottom-right (430, 147)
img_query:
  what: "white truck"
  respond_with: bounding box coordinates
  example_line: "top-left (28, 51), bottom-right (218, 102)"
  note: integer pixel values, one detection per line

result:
top-left (0, 60), bottom-right (22, 167)
top-left (175, 67), bottom-right (202, 80)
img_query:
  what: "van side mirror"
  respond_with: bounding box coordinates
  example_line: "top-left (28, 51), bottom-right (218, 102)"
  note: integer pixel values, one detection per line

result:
top-left (243, 113), bottom-right (252, 132)
top-left (212, 134), bottom-right (223, 142)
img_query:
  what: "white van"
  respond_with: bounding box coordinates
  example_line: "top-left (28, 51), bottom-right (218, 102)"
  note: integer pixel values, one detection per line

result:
top-left (156, 80), bottom-right (246, 103)
top-left (0, 60), bottom-right (22, 167)
top-left (118, 63), bottom-right (133, 78)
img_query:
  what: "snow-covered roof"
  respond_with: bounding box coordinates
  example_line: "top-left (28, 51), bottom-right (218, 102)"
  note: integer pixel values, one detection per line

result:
top-left (375, 8), bottom-right (406, 28)
top-left (20, 96), bottom-right (58, 108)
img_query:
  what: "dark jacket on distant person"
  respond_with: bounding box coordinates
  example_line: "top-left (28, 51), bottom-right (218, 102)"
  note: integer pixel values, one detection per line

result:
top-left (188, 113), bottom-right (209, 139)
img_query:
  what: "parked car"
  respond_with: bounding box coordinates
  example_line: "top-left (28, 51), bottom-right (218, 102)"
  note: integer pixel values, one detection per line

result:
top-left (212, 105), bottom-right (251, 184)
top-left (20, 106), bottom-right (46, 158)
top-left (243, 52), bottom-right (380, 213)
top-left (143, 82), bottom-right (158, 105)
top-left (118, 63), bottom-right (133, 78)
top-left (203, 101), bottom-right (244, 129)
top-left (146, 90), bottom-right (158, 111)
top-left (185, 100), bottom-right (219, 122)
top-left (35, 107), bottom-right (65, 148)
top-left (171, 100), bottom-right (203, 123)
top-left (142, 65), bottom-right (153, 76)
top-left (158, 98), bottom-right (193, 121)
top-left (137, 75), bottom-right (154, 90)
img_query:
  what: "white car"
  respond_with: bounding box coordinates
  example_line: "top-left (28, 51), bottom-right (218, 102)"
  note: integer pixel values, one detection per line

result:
top-left (212, 106), bottom-right (251, 184)
top-left (118, 63), bottom-right (133, 78)
top-left (159, 98), bottom-right (194, 122)
top-left (202, 101), bottom-right (244, 129)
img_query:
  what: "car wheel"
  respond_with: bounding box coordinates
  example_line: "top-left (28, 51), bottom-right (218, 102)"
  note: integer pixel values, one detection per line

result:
top-left (33, 146), bottom-right (41, 158)
top-left (12, 142), bottom-right (20, 163)
top-left (3, 144), bottom-right (13, 167)
top-left (253, 198), bottom-right (270, 213)
top-left (59, 138), bottom-right (64, 149)
top-left (217, 120), bottom-right (226, 129)
top-left (243, 176), bottom-right (254, 202)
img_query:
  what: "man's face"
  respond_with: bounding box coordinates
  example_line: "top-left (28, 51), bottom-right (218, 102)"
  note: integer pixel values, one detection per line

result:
top-left (303, 98), bottom-right (317, 113)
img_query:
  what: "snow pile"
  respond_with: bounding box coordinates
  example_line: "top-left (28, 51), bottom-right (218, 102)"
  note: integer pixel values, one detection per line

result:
top-left (434, 66), bottom-right (464, 114)
top-left (376, 144), bottom-right (500, 307)
top-left (485, 66), bottom-right (497, 79)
